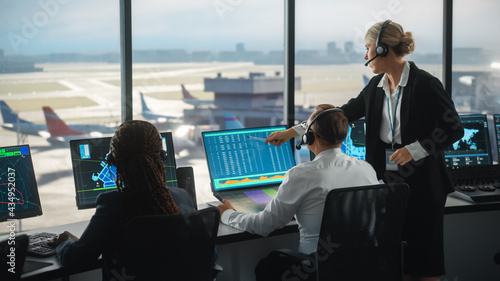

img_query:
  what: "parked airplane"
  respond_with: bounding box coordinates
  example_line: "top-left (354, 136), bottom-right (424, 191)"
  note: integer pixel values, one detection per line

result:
top-left (181, 84), bottom-right (213, 108)
top-left (42, 106), bottom-right (115, 143)
top-left (140, 92), bottom-right (182, 122)
top-left (0, 100), bottom-right (47, 136)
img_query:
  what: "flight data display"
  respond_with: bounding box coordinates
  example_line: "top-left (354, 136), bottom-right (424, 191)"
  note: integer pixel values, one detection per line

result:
top-left (0, 145), bottom-right (42, 222)
top-left (341, 119), bottom-right (366, 160)
top-left (444, 114), bottom-right (492, 167)
top-left (202, 126), bottom-right (296, 192)
top-left (495, 115), bottom-right (500, 161)
top-left (70, 133), bottom-right (178, 209)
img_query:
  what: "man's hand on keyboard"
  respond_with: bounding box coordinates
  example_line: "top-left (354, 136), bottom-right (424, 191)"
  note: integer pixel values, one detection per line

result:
top-left (48, 231), bottom-right (79, 247)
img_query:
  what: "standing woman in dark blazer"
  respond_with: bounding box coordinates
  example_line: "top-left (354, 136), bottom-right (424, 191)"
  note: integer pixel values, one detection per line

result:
top-left (266, 20), bottom-right (464, 281)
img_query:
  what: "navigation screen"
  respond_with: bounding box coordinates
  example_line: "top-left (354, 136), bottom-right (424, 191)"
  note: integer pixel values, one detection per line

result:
top-left (444, 114), bottom-right (492, 167)
top-left (0, 145), bottom-right (42, 222)
top-left (341, 119), bottom-right (366, 160)
top-left (202, 126), bottom-right (296, 192)
top-left (70, 133), bottom-right (178, 209)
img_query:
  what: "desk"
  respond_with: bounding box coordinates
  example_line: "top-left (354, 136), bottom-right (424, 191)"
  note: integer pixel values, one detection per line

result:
top-left (442, 193), bottom-right (500, 281)
top-left (6, 195), bottom-right (500, 281)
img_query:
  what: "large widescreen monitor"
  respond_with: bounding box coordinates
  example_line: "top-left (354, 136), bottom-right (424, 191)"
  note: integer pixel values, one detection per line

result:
top-left (202, 126), bottom-right (296, 192)
top-left (0, 145), bottom-right (42, 222)
top-left (444, 114), bottom-right (492, 167)
top-left (69, 132), bottom-right (178, 209)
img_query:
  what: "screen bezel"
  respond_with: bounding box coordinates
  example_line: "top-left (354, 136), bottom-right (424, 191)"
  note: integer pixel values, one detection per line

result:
top-left (444, 114), bottom-right (492, 167)
top-left (69, 132), bottom-right (178, 210)
top-left (0, 145), bottom-right (42, 222)
top-left (494, 114), bottom-right (500, 162)
top-left (201, 125), bottom-right (296, 193)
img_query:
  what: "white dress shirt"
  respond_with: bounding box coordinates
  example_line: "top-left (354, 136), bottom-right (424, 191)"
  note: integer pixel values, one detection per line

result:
top-left (378, 61), bottom-right (428, 160)
top-left (221, 148), bottom-right (379, 254)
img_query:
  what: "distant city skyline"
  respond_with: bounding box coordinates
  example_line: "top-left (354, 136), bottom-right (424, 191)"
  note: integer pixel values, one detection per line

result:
top-left (0, 0), bottom-right (499, 57)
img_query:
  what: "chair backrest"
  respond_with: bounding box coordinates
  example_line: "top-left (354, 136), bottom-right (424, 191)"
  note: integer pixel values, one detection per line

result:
top-left (114, 207), bottom-right (219, 281)
top-left (0, 233), bottom-right (29, 281)
top-left (176, 166), bottom-right (197, 209)
top-left (316, 183), bottom-right (409, 281)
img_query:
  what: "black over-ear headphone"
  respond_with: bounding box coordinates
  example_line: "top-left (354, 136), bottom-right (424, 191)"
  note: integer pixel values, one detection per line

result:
top-left (296, 108), bottom-right (344, 150)
top-left (364, 19), bottom-right (392, 67)
top-left (376, 19), bottom-right (392, 57)
top-left (106, 149), bottom-right (116, 166)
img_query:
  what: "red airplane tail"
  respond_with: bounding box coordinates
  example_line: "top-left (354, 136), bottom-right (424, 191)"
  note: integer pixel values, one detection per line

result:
top-left (181, 84), bottom-right (196, 100)
top-left (42, 106), bottom-right (85, 136)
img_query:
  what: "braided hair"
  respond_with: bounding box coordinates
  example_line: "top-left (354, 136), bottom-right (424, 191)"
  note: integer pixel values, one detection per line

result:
top-left (110, 120), bottom-right (180, 218)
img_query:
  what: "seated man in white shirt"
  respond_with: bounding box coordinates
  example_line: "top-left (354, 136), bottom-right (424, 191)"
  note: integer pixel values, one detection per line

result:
top-left (217, 104), bottom-right (379, 280)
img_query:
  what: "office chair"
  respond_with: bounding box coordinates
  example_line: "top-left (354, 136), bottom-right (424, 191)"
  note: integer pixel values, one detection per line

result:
top-left (0, 233), bottom-right (29, 281)
top-left (263, 183), bottom-right (409, 281)
top-left (113, 207), bottom-right (220, 281)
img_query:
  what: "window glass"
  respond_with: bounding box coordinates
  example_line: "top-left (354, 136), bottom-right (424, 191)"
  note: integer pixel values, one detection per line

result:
top-left (295, 0), bottom-right (443, 163)
top-left (132, 0), bottom-right (284, 204)
top-left (453, 1), bottom-right (500, 162)
top-left (0, 0), bottom-right (120, 232)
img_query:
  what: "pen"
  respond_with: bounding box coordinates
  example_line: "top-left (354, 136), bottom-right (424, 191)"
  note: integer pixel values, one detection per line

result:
top-left (247, 136), bottom-right (266, 141)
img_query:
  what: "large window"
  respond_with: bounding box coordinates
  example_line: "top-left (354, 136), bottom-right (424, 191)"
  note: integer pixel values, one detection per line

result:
top-left (131, 0), bottom-right (285, 204)
top-left (452, 1), bottom-right (500, 162)
top-left (294, 0), bottom-right (443, 163)
top-left (0, 0), bottom-right (120, 232)
top-left (1, 1), bottom-right (499, 233)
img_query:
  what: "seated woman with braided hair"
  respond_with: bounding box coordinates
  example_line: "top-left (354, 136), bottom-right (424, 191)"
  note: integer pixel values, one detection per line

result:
top-left (49, 120), bottom-right (196, 280)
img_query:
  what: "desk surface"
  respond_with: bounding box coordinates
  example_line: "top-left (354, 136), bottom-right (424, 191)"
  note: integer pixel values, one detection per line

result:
top-left (11, 193), bottom-right (500, 280)
top-left (445, 191), bottom-right (500, 214)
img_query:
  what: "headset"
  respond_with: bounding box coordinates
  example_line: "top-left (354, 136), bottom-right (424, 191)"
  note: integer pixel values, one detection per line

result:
top-left (365, 19), bottom-right (392, 67)
top-left (296, 108), bottom-right (344, 150)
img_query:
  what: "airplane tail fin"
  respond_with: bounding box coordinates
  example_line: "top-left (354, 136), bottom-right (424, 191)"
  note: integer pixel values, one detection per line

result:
top-left (42, 106), bottom-right (85, 136)
top-left (181, 84), bottom-right (196, 100)
top-left (0, 100), bottom-right (27, 124)
top-left (223, 113), bottom-right (244, 129)
top-left (139, 92), bottom-right (151, 113)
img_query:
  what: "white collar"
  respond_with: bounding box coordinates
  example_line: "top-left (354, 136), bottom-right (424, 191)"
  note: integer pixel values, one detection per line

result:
top-left (313, 148), bottom-right (342, 161)
top-left (377, 61), bottom-right (410, 89)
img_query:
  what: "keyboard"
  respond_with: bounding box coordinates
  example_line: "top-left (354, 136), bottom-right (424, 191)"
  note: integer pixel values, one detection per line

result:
top-left (448, 164), bottom-right (500, 203)
top-left (28, 232), bottom-right (57, 257)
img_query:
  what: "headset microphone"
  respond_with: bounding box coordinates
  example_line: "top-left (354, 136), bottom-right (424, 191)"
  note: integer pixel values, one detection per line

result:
top-left (295, 142), bottom-right (301, 150)
top-left (364, 19), bottom-right (391, 67)
top-left (364, 53), bottom-right (379, 67)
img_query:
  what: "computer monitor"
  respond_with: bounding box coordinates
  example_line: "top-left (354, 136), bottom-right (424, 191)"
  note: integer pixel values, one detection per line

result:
top-left (494, 114), bottom-right (500, 161)
top-left (341, 119), bottom-right (366, 160)
top-left (444, 114), bottom-right (492, 167)
top-left (69, 132), bottom-right (178, 209)
top-left (0, 145), bottom-right (42, 222)
top-left (202, 126), bottom-right (296, 192)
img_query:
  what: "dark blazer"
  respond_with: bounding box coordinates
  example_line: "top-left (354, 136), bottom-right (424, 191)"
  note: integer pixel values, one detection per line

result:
top-left (341, 62), bottom-right (464, 200)
top-left (56, 187), bottom-right (196, 281)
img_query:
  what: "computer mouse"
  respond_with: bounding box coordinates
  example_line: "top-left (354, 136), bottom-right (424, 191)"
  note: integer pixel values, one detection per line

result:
top-left (478, 185), bottom-right (496, 192)
top-left (459, 186), bottom-right (476, 192)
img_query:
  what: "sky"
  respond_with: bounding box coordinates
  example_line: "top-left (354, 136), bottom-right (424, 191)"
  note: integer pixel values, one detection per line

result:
top-left (0, 0), bottom-right (499, 56)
